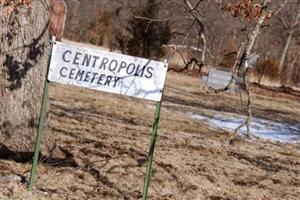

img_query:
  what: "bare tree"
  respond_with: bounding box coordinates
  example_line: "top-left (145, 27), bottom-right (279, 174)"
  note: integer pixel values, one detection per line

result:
top-left (276, 0), bottom-right (300, 85)
top-left (215, 0), bottom-right (272, 137)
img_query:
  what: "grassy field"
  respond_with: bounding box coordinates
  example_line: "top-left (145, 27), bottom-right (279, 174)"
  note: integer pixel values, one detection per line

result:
top-left (0, 72), bottom-right (299, 200)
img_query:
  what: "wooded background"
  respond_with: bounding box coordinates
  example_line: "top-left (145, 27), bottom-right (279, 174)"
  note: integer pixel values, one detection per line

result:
top-left (64, 0), bottom-right (300, 87)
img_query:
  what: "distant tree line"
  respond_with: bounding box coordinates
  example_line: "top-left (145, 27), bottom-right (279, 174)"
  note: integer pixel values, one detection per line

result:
top-left (64, 0), bottom-right (300, 87)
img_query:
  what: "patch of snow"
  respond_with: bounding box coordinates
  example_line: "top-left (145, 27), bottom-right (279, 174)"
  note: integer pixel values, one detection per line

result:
top-left (189, 112), bottom-right (300, 143)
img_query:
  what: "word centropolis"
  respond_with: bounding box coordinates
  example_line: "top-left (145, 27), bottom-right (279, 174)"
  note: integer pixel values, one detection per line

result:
top-left (58, 50), bottom-right (154, 87)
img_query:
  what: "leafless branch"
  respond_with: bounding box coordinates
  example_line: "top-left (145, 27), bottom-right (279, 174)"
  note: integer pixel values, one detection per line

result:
top-left (191, 0), bottom-right (204, 11)
top-left (183, 0), bottom-right (204, 32)
top-left (273, 0), bottom-right (288, 16)
top-left (183, 0), bottom-right (212, 63)
top-left (168, 57), bottom-right (203, 72)
top-left (163, 44), bottom-right (203, 72)
top-left (276, 15), bottom-right (289, 29)
top-left (133, 15), bottom-right (171, 22)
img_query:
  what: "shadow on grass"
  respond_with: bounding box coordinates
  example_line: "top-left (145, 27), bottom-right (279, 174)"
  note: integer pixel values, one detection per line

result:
top-left (0, 143), bottom-right (78, 168)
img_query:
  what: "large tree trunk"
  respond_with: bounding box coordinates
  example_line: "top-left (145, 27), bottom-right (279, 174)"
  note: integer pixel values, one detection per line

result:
top-left (0, 0), bottom-right (52, 153)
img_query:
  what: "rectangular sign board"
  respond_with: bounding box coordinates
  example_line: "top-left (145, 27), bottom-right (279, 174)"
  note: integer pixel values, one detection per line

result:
top-left (48, 41), bottom-right (168, 101)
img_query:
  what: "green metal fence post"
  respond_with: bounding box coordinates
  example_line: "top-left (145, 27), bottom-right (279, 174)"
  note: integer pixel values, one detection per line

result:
top-left (28, 37), bottom-right (55, 191)
top-left (28, 80), bottom-right (49, 191)
top-left (142, 99), bottom-right (163, 200)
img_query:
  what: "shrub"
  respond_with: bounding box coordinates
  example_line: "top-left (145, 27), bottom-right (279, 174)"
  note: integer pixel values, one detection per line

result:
top-left (255, 59), bottom-right (280, 83)
top-left (88, 9), bottom-right (117, 49)
top-left (119, 2), bottom-right (171, 59)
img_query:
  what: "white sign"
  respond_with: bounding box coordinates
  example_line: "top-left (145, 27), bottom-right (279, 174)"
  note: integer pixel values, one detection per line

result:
top-left (48, 41), bottom-right (168, 101)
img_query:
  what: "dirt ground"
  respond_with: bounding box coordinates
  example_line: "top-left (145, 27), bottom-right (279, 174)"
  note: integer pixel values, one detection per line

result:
top-left (0, 72), bottom-right (300, 200)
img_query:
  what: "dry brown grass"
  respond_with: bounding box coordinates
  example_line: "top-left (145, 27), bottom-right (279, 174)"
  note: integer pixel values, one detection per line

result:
top-left (0, 72), bottom-right (299, 200)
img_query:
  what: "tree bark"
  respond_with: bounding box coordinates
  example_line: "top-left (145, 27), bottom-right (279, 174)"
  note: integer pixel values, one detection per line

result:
top-left (234, 1), bottom-right (270, 137)
top-left (0, 1), bottom-right (52, 153)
